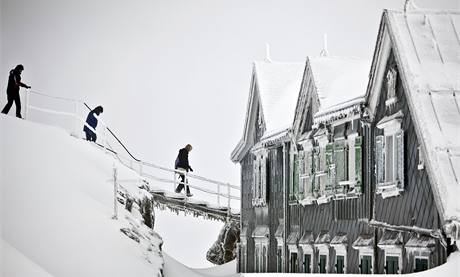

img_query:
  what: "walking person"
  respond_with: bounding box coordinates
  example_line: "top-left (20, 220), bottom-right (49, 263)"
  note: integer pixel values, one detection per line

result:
top-left (1, 64), bottom-right (31, 118)
top-left (83, 106), bottom-right (103, 142)
top-left (174, 144), bottom-right (194, 197)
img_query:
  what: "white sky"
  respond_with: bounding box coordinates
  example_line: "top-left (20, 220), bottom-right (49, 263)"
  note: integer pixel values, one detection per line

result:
top-left (1, 0), bottom-right (458, 268)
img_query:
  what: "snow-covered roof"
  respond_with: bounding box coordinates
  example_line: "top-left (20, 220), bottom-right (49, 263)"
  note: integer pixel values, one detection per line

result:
top-left (286, 225), bottom-right (300, 244)
top-left (405, 234), bottom-right (436, 249)
top-left (352, 234), bottom-right (374, 249)
top-left (309, 56), bottom-right (370, 115)
top-left (254, 61), bottom-right (305, 134)
top-left (299, 231), bottom-right (315, 245)
top-left (381, 9), bottom-right (460, 223)
top-left (314, 231), bottom-right (331, 244)
top-left (231, 61), bottom-right (305, 162)
top-left (252, 225), bottom-right (270, 238)
top-left (330, 233), bottom-right (348, 245)
top-left (377, 230), bottom-right (403, 246)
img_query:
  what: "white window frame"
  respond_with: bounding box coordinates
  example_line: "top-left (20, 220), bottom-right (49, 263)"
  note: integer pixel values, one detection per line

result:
top-left (376, 114), bottom-right (404, 198)
top-left (254, 239), bottom-right (269, 273)
top-left (316, 245), bottom-right (330, 273)
top-left (288, 246), bottom-right (299, 273)
top-left (413, 255), bottom-right (430, 272)
top-left (299, 142), bottom-right (316, 205)
top-left (239, 239), bottom-right (247, 272)
top-left (332, 245), bottom-right (347, 273)
top-left (358, 248), bottom-right (374, 274)
top-left (383, 248), bottom-right (403, 274)
top-left (300, 244), bottom-right (314, 273)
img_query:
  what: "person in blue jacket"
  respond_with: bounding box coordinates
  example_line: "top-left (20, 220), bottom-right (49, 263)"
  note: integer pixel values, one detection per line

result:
top-left (83, 106), bottom-right (103, 142)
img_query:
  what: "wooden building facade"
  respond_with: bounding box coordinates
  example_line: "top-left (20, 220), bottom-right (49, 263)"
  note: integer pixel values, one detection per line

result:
top-left (232, 9), bottom-right (460, 275)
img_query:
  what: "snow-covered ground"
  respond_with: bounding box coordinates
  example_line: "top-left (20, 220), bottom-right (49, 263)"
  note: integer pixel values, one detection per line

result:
top-left (0, 115), bottom-right (237, 277)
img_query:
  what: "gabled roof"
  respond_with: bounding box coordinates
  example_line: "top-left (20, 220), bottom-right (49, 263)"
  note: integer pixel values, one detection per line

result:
top-left (293, 56), bottom-right (369, 136)
top-left (309, 56), bottom-right (370, 114)
top-left (367, 9), bottom-right (460, 223)
top-left (231, 61), bottom-right (305, 162)
top-left (255, 61), bottom-right (305, 134)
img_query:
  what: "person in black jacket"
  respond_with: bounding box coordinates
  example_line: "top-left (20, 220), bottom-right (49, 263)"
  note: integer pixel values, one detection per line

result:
top-left (83, 106), bottom-right (103, 142)
top-left (174, 144), bottom-right (193, 196)
top-left (1, 64), bottom-right (31, 118)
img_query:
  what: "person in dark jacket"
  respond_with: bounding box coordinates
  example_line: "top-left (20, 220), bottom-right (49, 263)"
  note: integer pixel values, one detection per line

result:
top-left (83, 106), bottom-right (103, 142)
top-left (1, 64), bottom-right (31, 118)
top-left (174, 144), bottom-right (193, 196)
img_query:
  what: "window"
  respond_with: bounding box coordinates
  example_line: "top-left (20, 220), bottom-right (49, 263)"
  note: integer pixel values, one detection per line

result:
top-left (376, 111), bottom-right (404, 198)
top-left (360, 255), bottom-right (372, 274)
top-left (414, 257), bottom-right (429, 272)
top-left (290, 152), bottom-right (300, 202)
top-left (386, 256), bottom-right (399, 274)
top-left (319, 254), bottom-right (327, 273)
top-left (239, 242), bottom-right (247, 272)
top-left (254, 243), bottom-right (268, 273)
top-left (299, 147), bottom-right (315, 204)
top-left (277, 248), bottom-right (283, 273)
top-left (252, 150), bottom-right (267, 206)
top-left (290, 252), bottom-right (298, 273)
top-left (336, 255), bottom-right (345, 273)
top-left (303, 254), bottom-right (311, 273)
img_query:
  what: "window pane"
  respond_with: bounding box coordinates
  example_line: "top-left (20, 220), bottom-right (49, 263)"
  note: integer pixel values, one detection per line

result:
top-left (336, 255), bottom-right (345, 273)
top-left (385, 136), bottom-right (394, 182)
top-left (303, 254), bottom-right (311, 273)
top-left (361, 255), bottom-right (372, 274)
top-left (319, 255), bottom-right (327, 273)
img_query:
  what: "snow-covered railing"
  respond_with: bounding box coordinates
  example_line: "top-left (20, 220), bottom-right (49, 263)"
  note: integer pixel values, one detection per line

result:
top-left (23, 89), bottom-right (240, 216)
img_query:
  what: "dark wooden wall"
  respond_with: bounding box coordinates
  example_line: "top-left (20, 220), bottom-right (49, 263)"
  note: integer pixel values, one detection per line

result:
top-left (371, 52), bottom-right (445, 273)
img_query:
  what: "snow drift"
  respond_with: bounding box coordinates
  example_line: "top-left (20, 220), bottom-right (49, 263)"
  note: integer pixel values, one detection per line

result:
top-left (0, 115), bottom-right (163, 277)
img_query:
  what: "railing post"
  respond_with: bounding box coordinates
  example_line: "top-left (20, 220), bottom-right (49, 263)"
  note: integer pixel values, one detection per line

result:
top-left (227, 183), bottom-right (231, 211)
top-left (217, 184), bottom-right (221, 207)
top-left (73, 100), bottom-right (78, 137)
top-left (173, 170), bottom-right (177, 192)
top-left (24, 88), bottom-right (30, 120)
top-left (112, 166), bottom-right (118, 220)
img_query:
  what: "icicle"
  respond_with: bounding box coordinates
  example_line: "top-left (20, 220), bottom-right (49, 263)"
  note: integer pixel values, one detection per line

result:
top-left (319, 34), bottom-right (329, 57)
top-left (265, 43), bottom-right (272, 62)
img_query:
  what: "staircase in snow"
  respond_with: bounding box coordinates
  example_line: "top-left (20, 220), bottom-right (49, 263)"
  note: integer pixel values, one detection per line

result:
top-left (23, 90), bottom-right (241, 223)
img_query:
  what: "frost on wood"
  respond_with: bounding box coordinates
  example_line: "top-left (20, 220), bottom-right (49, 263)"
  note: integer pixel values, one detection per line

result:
top-left (118, 185), bottom-right (164, 276)
top-left (206, 221), bottom-right (240, 265)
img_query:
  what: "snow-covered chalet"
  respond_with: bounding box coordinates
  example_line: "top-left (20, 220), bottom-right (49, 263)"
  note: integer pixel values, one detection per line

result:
top-left (231, 8), bottom-right (460, 274)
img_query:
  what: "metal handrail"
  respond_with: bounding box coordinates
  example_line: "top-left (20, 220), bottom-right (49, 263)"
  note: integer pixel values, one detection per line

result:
top-left (24, 89), bottom-right (240, 210)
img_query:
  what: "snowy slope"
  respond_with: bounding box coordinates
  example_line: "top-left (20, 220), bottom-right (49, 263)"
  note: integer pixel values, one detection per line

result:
top-left (0, 115), bottom-right (163, 277)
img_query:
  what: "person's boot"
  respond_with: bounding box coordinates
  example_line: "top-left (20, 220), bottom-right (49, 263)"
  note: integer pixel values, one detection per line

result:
top-left (186, 188), bottom-right (193, 197)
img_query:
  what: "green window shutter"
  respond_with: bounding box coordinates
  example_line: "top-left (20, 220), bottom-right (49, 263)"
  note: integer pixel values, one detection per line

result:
top-left (326, 144), bottom-right (335, 193)
top-left (355, 136), bottom-right (363, 193)
top-left (293, 154), bottom-right (299, 196)
top-left (334, 143), bottom-right (348, 183)
top-left (376, 135), bottom-right (385, 185)
top-left (298, 151), bottom-right (304, 194)
top-left (305, 150), bottom-right (313, 196)
top-left (396, 131), bottom-right (404, 189)
top-left (252, 156), bottom-right (258, 198)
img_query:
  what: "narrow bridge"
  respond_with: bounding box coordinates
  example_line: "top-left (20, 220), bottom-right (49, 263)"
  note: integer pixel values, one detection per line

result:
top-left (23, 90), bottom-right (241, 223)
